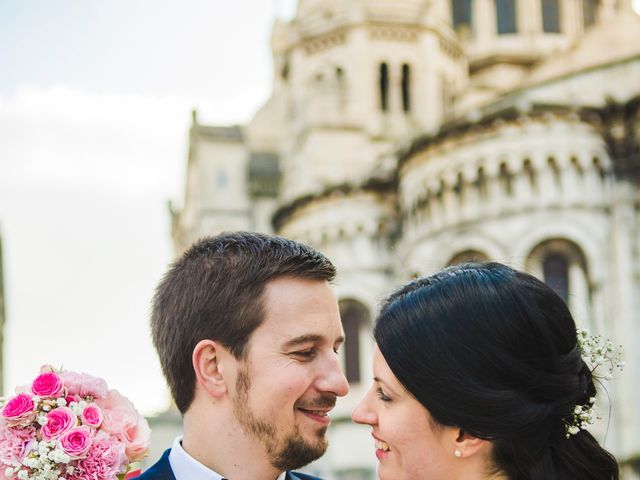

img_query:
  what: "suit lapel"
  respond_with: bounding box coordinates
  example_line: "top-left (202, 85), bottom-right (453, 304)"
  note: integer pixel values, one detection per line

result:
top-left (138, 449), bottom-right (176, 480)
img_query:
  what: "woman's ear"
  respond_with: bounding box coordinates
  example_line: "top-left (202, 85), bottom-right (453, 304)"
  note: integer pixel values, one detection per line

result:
top-left (192, 339), bottom-right (228, 399)
top-left (453, 429), bottom-right (490, 459)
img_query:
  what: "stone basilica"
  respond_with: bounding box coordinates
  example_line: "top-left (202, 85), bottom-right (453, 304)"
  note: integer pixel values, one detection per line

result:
top-left (169, 0), bottom-right (640, 477)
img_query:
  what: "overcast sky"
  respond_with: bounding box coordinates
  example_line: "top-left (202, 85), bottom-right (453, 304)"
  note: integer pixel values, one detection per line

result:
top-left (0, 0), bottom-right (296, 415)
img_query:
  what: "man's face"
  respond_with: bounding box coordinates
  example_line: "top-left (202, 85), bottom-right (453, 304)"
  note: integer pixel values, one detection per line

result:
top-left (231, 277), bottom-right (349, 471)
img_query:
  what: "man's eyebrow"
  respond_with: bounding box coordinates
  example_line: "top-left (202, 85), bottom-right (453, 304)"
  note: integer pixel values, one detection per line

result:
top-left (282, 334), bottom-right (345, 349)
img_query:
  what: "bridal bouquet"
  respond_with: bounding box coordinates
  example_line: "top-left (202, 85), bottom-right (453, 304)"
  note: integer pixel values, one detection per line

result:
top-left (0, 366), bottom-right (151, 480)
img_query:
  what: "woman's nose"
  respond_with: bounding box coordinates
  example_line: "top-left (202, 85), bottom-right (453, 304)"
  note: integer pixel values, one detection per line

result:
top-left (352, 394), bottom-right (376, 425)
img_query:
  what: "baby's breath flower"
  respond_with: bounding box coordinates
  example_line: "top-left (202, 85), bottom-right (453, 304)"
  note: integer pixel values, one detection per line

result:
top-left (68, 402), bottom-right (81, 415)
top-left (566, 425), bottom-right (580, 437)
top-left (48, 448), bottom-right (71, 464)
top-left (566, 329), bottom-right (625, 438)
top-left (56, 398), bottom-right (67, 408)
top-left (25, 456), bottom-right (42, 469)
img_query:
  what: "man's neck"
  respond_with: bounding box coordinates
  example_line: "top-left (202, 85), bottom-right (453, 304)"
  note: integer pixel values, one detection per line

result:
top-left (182, 410), bottom-right (284, 480)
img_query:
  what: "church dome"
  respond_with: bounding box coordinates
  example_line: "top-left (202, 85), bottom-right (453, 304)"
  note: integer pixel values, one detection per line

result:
top-left (295, 0), bottom-right (352, 36)
top-left (295, 0), bottom-right (432, 31)
top-left (363, 0), bottom-right (431, 22)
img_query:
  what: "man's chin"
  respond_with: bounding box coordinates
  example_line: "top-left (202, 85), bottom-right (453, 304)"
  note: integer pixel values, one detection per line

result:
top-left (271, 434), bottom-right (328, 471)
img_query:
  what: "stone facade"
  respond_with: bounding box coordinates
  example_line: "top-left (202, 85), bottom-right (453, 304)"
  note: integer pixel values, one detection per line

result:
top-left (169, 1), bottom-right (640, 478)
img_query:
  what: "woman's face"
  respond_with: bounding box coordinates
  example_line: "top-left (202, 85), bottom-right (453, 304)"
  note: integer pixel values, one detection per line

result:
top-left (352, 346), bottom-right (458, 480)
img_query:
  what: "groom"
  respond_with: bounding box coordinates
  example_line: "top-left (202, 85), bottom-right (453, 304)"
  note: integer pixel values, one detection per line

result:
top-left (138, 232), bottom-right (349, 480)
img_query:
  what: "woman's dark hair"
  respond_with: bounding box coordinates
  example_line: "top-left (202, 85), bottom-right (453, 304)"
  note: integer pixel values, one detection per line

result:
top-left (375, 262), bottom-right (618, 480)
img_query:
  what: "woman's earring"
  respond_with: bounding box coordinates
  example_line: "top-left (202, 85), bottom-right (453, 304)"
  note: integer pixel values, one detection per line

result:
top-left (454, 449), bottom-right (462, 458)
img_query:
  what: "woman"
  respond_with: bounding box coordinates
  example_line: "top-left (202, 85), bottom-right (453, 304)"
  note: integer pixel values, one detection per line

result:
top-left (353, 262), bottom-right (619, 480)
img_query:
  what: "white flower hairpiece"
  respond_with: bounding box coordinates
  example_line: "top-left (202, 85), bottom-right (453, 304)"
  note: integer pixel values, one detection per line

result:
top-left (564, 329), bottom-right (624, 438)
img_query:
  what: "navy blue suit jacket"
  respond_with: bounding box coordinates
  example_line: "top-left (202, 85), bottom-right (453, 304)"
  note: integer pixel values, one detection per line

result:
top-left (135, 449), bottom-right (321, 480)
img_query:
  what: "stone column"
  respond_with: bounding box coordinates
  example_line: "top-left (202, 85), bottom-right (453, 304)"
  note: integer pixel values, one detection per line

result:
top-left (608, 180), bottom-right (640, 460)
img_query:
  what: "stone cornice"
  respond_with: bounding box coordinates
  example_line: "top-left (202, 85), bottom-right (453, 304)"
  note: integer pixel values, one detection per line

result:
top-left (272, 177), bottom-right (394, 231)
top-left (398, 103), bottom-right (608, 171)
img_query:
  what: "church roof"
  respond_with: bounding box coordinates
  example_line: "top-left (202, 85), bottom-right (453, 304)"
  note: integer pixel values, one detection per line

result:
top-left (526, 5), bottom-right (640, 86)
top-left (192, 125), bottom-right (243, 142)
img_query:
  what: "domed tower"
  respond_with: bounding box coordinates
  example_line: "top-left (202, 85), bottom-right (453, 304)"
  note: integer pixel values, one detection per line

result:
top-left (270, 0), bottom-right (468, 201)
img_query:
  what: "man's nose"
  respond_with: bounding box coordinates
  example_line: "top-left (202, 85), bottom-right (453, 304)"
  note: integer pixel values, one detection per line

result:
top-left (317, 353), bottom-right (349, 397)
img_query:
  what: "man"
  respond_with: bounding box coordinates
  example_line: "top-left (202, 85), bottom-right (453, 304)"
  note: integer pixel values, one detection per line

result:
top-left (138, 232), bottom-right (349, 480)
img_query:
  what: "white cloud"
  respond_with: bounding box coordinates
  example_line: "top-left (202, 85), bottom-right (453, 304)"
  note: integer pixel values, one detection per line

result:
top-left (0, 0), bottom-right (282, 418)
top-left (0, 85), bottom-right (197, 413)
top-left (0, 85), bottom-right (190, 195)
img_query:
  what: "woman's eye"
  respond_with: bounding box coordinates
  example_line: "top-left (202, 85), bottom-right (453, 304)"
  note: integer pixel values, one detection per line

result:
top-left (376, 388), bottom-right (391, 402)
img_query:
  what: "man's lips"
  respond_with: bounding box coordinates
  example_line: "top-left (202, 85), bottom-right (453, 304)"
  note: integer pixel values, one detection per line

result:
top-left (296, 406), bottom-right (333, 424)
top-left (295, 395), bottom-right (336, 424)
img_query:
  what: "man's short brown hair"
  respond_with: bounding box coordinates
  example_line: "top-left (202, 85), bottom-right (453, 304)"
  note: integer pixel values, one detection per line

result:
top-left (151, 232), bottom-right (336, 413)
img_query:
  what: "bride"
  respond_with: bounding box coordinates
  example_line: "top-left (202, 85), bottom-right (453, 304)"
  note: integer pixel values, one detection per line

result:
top-left (353, 262), bottom-right (619, 480)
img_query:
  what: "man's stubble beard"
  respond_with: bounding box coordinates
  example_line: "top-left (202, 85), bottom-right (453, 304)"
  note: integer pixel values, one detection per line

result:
top-left (232, 367), bottom-right (328, 471)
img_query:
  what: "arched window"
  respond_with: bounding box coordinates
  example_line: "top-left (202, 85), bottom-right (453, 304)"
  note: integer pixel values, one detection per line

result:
top-left (542, 0), bottom-right (561, 32)
top-left (582, 0), bottom-right (598, 28)
top-left (448, 250), bottom-right (489, 266)
top-left (543, 253), bottom-right (569, 303)
top-left (499, 162), bottom-right (513, 196)
top-left (339, 299), bottom-right (369, 384)
top-left (495, 0), bottom-right (517, 34)
top-left (526, 239), bottom-right (591, 326)
top-left (452, 0), bottom-right (473, 31)
top-left (379, 63), bottom-right (389, 112)
top-left (476, 166), bottom-right (488, 199)
top-left (548, 156), bottom-right (562, 188)
top-left (401, 64), bottom-right (411, 113)
top-left (524, 159), bottom-right (537, 191)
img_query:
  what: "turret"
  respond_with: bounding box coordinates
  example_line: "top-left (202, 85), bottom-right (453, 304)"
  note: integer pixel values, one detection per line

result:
top-left (270, 0), bottom-right (468, 201)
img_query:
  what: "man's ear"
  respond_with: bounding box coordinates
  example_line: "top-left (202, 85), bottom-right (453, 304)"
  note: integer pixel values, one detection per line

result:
top-left (453, 429), bottom-right (490, 459)
top-left (192, 339), bottom-right (228, 399)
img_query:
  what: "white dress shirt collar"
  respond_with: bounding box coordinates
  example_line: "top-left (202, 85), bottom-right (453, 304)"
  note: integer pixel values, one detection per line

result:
top-left (168, 436), bottom-right (287, 480)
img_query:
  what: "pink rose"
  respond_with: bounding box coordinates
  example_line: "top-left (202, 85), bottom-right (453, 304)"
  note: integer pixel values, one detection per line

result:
top-left (31, 372), bottom-right (63, 397)
top-left (41, 407), bottom-right (77, 440)
top-left (80, 404), bottom-right (103, 428)
top-left (100, 391), bottom-right (150, 462)
top-left (73, 431), bottom-right (126, 480)
top-left (59, 426), bottom-right (92, 459)
top-left (0, 419), bottom-right (36, 466)
top-left (1, 394), bottom-right (36, 427)
top-left (59, 371), bottom-right (108, 400)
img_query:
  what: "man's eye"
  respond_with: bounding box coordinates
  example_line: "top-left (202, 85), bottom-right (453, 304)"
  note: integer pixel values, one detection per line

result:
top-left (291, 349), bottom-right (317, 360)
